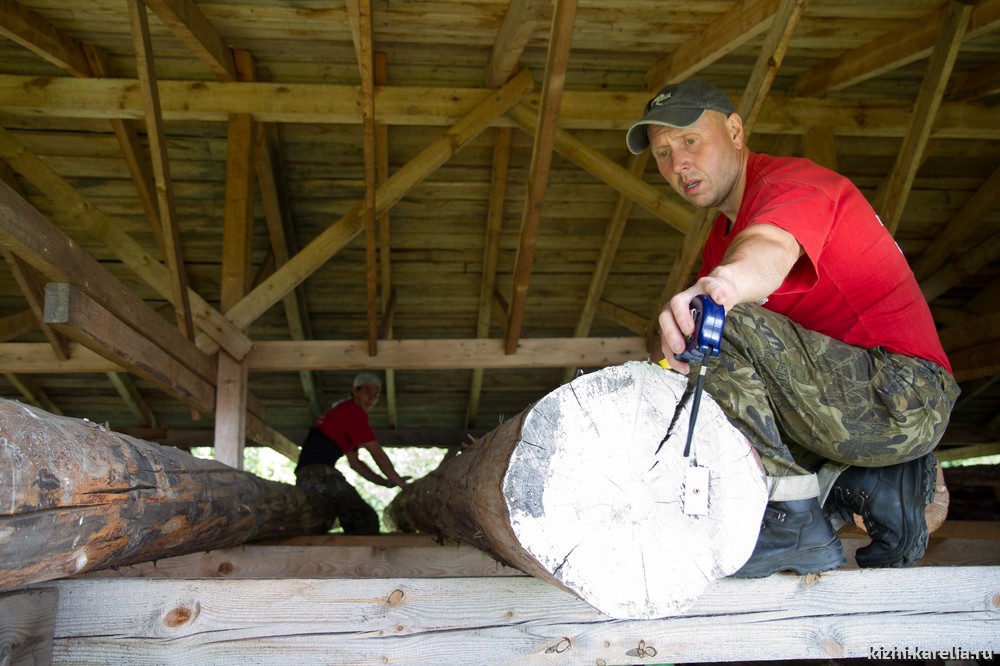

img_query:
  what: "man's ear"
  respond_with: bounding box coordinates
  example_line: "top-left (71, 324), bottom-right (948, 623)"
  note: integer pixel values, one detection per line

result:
top-left (727, 113), bottom-right (745, 147)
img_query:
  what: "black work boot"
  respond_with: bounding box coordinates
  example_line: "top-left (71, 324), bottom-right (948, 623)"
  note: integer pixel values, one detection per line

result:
top-left (732, 498), bottom-right (846, 579)
top-left (826, 453), bottom-right (936, 568)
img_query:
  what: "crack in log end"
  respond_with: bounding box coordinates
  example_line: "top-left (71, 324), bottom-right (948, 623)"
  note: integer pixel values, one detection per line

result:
top-left (655, 380), bottom-right (694, 456)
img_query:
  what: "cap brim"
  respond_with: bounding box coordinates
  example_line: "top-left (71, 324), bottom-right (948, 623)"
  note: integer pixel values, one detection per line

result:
top-left (625, 108), bottom-right (708, 154)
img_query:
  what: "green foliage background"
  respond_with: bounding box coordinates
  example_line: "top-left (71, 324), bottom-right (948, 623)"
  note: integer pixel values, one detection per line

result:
top-left (192, 445), bottom-right (448, 532)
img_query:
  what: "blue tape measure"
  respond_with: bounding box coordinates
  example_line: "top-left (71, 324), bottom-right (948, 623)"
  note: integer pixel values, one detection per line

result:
top-left (674, 294), bottom-right (725, 364)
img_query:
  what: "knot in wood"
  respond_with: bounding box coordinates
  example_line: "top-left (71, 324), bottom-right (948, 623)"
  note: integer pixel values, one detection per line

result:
top-left (386, 588), bottom-right (405, 606)
top-left (164, 604), bottom-right (198, 628)
top-left (544, 637), bottom-right (571, 654)
top-left (216, 561), bottom-right (235, 575)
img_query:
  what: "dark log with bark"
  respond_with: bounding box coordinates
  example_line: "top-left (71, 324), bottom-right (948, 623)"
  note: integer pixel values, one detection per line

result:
top-left (0, 398), bottom-right (334, 592)
top-left (386, 360), bottom-right (768, 619)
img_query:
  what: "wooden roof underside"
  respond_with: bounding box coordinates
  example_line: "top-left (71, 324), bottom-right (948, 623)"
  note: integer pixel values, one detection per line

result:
top-left (1, 0), bottom-right (999, 459)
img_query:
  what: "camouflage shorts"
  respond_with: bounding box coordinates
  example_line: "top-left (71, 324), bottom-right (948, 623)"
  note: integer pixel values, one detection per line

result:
top-left (698, 304), bottom-right (960, 476)
top-left (295, 464), bottom-right (380, 535)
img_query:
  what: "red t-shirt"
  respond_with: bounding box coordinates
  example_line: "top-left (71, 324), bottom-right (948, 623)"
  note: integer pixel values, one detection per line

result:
top-left (315, 397), bottom-right (376, 455)
top-left (699, 152), bottom-right (951, 373)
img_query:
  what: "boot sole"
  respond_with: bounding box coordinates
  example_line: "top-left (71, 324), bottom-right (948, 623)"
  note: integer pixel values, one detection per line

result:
top-left (732, 540), bottom-right (847, 579)
top-left (856, 453), bottom-right (934, 568)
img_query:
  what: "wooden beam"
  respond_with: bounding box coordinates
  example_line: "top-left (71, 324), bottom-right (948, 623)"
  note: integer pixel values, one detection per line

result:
top-left (2, 75), bottom-right (999, 139)
top-left (43, 283), bottom-right (215, 412)
top-left (0, 308), bottom-right (35, 342)
top-left (141, 0), bottom-right (237, 82)
top-left (793, 0), bottom-right (1000, 97)
top-left (485, 0), bottom-right (549, 87)
top-left (0, 127), bottom-right (252, 360)
top-left (738, 0), bottom-right (806, 136)
top-left (801, 126), bottom-right (839, 171)
top-left (248, 337), bottom-right (645, 371)
top-left (346, 0), bottom-right (379, 357)
top-left (106, 371), bottom-right (157, 428)
top-left (0, 180), bottom-right (218, 384)
top-left (1, 337), bottom-right (646, 374)
top-left (947, 60), bottom-right (1000, 102)
top-left (879, 1), bottom-right (973, 236)
top-left (2, 372), bottom-right (61, 415)
top-left (215, 85), bottom-right (257, 469)
top-left (0, 0), bottom-right (92, 76)
top-left (910, 164), bottom-right (1000, 280)
top-left (506, 103), bottom-right (690, 232)
top-left (37, 567), bottom-right (1000, 662)
top-left (920, 231), bottom-right (1000, 302)
top-left (466, 127), bottom-right (512, 427)
top-left (375, 53), bottom-right (397, 427)
top-left (646, 0), bottom-right (780, 90)
top-left (504, 0), bottom-right (577, 355)
top-left (128, 0), bottom-right (195, 341)
top-left (212, 69), bottom-right (535, 346)
top-left (596, 300), bottom-right (648, 336)
top-left (561, 153), bottom-right (646, 383)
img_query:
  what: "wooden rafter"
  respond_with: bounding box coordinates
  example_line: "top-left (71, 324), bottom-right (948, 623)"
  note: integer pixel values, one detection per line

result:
top-left (347, 0), bottom-right (379, 357)
top-left (646, 0), bottom-right (781, 90)
top-left (140, 0), bottom-right (237, 82)
top-left (911, 165), bottom-right (1000, 280)
top-left (213, 70), bottom-right (535, 349)
top-left (128, 0), bottom-right (195, 341)
top-left (0, 127), bottom-right (252, 360)
top-left (506, 104), bottom-right (690, 232)
top-left (504, 0), bottom-right (577, 355)
top-left (0, 0), bottom-right (92, 76)
top-left (485, 0), bottom-right (549, 87)
top-left (792, 0), bottom-right (999, 97)
top-left (880, 0), bottom-right (974, 235)
top-left (466, 127), bottom-right (512, 427)
top-left (375, 52), bottom-right (398, 427)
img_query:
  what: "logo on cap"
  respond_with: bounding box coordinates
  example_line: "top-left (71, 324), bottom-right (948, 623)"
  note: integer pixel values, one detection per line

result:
top-left (650, 91), bottom-right (673, 107)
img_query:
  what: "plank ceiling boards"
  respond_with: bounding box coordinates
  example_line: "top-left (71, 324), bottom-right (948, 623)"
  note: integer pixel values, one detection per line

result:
top-left (0, 0), bottom-right (999, 456)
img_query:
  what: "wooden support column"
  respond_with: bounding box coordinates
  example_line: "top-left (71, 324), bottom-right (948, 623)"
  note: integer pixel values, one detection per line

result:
top-left (388, 361), bottom-right (767, 619)
top-left (0, 398), bottom-right (335, 592)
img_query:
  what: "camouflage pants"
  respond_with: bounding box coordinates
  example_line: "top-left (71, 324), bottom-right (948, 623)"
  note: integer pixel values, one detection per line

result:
top-left (700, 304), bottom-right (960, 478)
top-left (295, 464), bottom-right (380, 535)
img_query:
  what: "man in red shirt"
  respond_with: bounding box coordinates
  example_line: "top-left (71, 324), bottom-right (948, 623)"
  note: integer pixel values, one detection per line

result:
top-left (626, 80), bottom-right (960, 577)
top-left (295, 372), bottom-right (409, 534)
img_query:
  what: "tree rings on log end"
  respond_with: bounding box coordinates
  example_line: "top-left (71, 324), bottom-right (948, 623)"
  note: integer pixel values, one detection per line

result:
top-left (504, 360), bottom-right (767, 619)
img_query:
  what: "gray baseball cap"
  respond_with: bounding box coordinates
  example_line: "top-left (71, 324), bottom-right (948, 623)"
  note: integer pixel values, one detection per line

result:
top-left (353, 371), bottom-right (382, 388)
top-left (626, 80), bottom-right (736, 154)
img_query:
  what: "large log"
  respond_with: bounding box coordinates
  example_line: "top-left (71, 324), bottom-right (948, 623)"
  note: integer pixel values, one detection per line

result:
top-left (0, 398), bottom-right (334, 592)
top-left (387, 360), bottom-right (768, 619)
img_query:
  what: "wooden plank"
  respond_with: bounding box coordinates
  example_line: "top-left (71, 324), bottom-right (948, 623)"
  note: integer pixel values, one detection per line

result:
top-left (0, 587), bottom-right (57, 665)
top-left (0, 309), bottom-right (35, 342)
top-left (142, 0), bottom-right (237, 82)
top-left (41, 568), bottom-right (1000, 664)
top-left (0, 0), bottom-right (92, 77)
top-left (485, 0), bottom-right (549, 87)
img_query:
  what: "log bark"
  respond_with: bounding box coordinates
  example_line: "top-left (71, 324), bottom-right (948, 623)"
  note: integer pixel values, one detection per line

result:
top-left (387, 360), bottom-right (768, 619)
top-left (0, 398), bottom-right (334, 592)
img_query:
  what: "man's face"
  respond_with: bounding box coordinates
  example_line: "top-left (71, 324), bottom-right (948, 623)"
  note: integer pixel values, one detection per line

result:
top-left (353, 384), bottom-right (381, 412)
top-left (647, 111), bottom-right (745, 217)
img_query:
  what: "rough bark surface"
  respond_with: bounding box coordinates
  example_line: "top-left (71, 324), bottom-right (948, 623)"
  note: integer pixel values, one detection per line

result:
top-left (387, 360), bottom-right (768, 619)
top-left (0, 398), bottom-right (334, 592)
